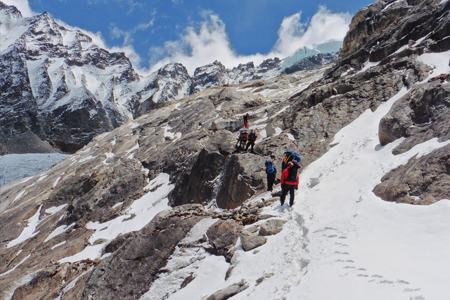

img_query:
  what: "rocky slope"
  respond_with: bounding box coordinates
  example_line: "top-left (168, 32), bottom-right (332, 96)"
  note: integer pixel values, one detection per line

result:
top-left (1, 0), bottom-right (450, 299)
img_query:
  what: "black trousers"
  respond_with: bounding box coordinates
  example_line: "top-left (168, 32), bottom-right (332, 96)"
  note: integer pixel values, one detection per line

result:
top-left (245, 141), bottom-right (255, 152)
top-left (267, 172), bottom-right (276, 191)
top-left (280, 184), bottom-right (296, 206)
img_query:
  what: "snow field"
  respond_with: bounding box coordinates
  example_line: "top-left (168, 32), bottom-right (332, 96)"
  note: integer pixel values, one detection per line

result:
top-left (6, 205), bottom-right (43, 249)
top-left (418, 49), bottom-right (450, 82)
top-left (286, 87), bottom-right (450, 300)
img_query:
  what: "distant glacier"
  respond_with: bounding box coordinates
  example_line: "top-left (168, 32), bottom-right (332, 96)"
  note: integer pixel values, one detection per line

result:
top-left (281, 40), bottom-right (342, 71)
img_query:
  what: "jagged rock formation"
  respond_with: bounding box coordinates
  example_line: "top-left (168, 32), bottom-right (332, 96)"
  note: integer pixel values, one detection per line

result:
top-left (2, 0), bottom-right (450, 299)
top-left (191, 58), bottom-right (282, 94)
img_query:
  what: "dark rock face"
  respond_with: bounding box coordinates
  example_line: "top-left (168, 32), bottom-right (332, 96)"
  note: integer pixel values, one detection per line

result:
top-left (80, 214), bottom-right (203, 300)
top-left (334, 0), bottom-right (450, 72)
top-left (379, 82), bottom-right (450, 154)
top-left (43, 96), bottom-right (115, 153)
top-left (0, 46), bottom-right (43, 155)
top-left (216, 154), bottom-right (265, 209)
top-left (169, 148), bottom-right (227, 207)
top-left (373, 145), bottom-right (450, 205)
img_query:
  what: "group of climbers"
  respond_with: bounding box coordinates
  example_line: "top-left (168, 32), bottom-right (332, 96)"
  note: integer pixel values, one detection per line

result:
top-left (236, 113), bottom-right (301, 207)
top-left (265, 150), bottom-right (301, 207)
top-left (236, 113), bottom-right (257, 153)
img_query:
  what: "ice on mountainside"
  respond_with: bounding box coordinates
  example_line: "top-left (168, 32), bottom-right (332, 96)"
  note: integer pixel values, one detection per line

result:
top-left (0, 153), bottom-right (66, 187)
top-left (281, 40), bottom-right (342, 71)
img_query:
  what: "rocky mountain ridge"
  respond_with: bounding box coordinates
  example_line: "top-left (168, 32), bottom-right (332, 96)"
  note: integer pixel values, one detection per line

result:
top-left (0, 1), bottom-right (287, 155)
top-left (1, 0), bottom-right (450, 299)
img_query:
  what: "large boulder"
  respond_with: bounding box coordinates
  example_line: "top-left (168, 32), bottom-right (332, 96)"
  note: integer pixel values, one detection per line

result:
top-left (373, 145), bottom-right (450, 205)
top-left (259, 219), bottom-right (287, 236)
top-left (205, 219), bottom-right (243, 257)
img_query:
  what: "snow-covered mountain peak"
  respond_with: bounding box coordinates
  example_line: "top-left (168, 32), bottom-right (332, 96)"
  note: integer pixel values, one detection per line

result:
top-left (0, 1), bottom-right (22, 35)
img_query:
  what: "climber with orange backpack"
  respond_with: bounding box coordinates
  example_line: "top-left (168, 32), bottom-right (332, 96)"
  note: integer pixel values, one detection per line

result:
top-left (236, 129), bottom-right (248, 150)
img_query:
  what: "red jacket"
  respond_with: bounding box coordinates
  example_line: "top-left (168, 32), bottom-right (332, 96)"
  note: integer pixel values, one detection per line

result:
top-left (281, 165), bottom-right (299, 186)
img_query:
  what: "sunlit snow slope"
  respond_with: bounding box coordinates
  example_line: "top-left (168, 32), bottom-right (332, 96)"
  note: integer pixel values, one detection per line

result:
top-left (154, 89), bottom-right (450, 300)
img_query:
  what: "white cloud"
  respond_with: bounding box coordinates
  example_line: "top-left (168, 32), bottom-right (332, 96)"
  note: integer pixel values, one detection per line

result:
top-left (148, 13), bottom-right (267, 75)
top-left (2, 0), bottom-right (35, 17)
top-left (273, 6), bottom-right (352, 57)
top-left (148, 7), bottom-right (352, 75)
top-left (111, 25), bottom-right (135, 46)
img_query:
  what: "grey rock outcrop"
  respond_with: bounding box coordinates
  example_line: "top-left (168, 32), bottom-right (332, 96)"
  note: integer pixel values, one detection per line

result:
top-left (373, 145), bottom-right (450, 205)
top-left (374, 81), bottom-right (450, 205)
top-left (331, 0), bottom-right (450, 74)
top-left (379, 82), bottom-right (450, 154)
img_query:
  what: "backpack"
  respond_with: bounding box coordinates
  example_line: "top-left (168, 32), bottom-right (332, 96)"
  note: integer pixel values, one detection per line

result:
top-left (266, 160), bottom-right (275, 174)
top-left (284, 150), bottom-right (301, 163)
top-left (283, 150), bottom-right (293, 164)
top-left (249, 132), bottom-right (257, 142)
top-left (239, 129), bottom-right (248, 141)
top-left (286, 164), bottom-right (299, 182)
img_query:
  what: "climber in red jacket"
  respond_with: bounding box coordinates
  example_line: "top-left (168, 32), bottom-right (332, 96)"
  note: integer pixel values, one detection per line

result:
top-left (280, 160), bottom-right (300, 207)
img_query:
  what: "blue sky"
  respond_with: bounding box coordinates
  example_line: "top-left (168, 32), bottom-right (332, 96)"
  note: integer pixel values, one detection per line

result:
top-left (6, 0), bottom-right (373, 74)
